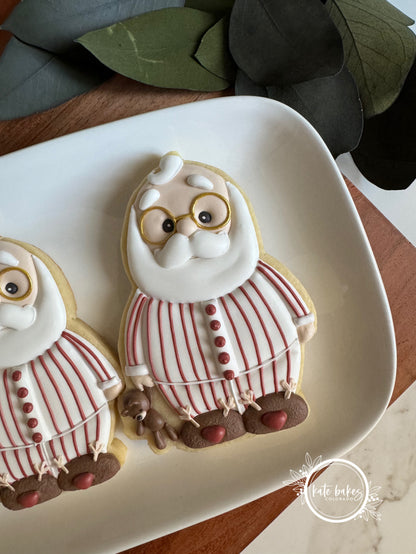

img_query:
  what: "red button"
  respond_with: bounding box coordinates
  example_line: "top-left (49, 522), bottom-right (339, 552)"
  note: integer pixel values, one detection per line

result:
top-left (23, 403), bottom-right (33, 414)
top-left (12, 370), bottom-right (22, 382)
top-left (218, 352), bottom-right (230, 365)
top-left (224, 370), bottom-right (235, 380)
top-left (210, 320), bottom-right (221, 331)
top-left (27, 418), bottom-right (38, 429)
top-left (17, 387), bottom-right (28, 398)
top-left (214, 336), bottom-right (226, 348)
top-left (32, 433), bottom-right (43, 443)
top-left (205, 304), bottom-right (216, 316)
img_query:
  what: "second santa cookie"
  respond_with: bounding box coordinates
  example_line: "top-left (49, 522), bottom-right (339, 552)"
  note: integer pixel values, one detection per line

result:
top-left (119, 152), bottom-right (316, 451)
top-left (0, 238), bottom-right (126, 510)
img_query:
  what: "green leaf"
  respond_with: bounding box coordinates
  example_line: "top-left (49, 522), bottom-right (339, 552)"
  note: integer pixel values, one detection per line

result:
top-left (2, 0), bottom-right (185, 54)
top-left (229, 0), bottom-right (344, 86)
top-left (352, 59), bottom-right (416, 190)
top-left (235, 69), bottom-right (268, 96)
top-left (77, 8), bottom-right (230, 91)
top-left (236, 66), bottom-right (363, 157)
top-left (0, 38), bottom-right (111, 120)
top-left (326, 0), bottom-right (416, 118)
top-left (195, 17), bottom-right (236, 81)
top-left (185, 0), bottom-right (234, 13)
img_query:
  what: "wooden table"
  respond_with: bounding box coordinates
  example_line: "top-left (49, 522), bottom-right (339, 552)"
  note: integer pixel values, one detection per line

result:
top-left (1, 3), bottom-right (415, 551)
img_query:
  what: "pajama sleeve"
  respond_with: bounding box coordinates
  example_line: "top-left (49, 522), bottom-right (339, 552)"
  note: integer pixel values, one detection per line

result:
top-left (62, 330), bottom-right (121, 389)
top-left (257, 259), bottom-right (314, 327)
top-left (124, 291), bottom-right (150, 377)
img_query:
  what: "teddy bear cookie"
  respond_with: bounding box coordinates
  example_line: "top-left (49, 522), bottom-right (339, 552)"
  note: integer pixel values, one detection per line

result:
top-left (0, 237), bottom-right (125, 510)
top-left (119, 153), bottom-right (316, 451)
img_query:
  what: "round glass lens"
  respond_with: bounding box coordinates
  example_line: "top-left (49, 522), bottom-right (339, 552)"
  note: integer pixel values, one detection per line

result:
top-left (0, 267), bottom-right (32, 301)
top-left (140, 207), bottom-right (176, 245)
top-left (192, 193), bottom-right (230, 230)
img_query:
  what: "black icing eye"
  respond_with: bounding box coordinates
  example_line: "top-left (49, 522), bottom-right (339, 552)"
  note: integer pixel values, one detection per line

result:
top-left (198, 211), bottom-right (212, 224)
top-left (162, 218), bottom-right (175, 234)
top-left (5, 282), bottom-right (18, 295)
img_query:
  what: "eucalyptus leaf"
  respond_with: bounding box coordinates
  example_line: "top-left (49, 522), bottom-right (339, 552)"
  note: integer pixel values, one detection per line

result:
top-left (235, 69), bottom-right (267, 96)
top-left (229, 0), bottom-right (344, 86)
top-left (266, 66), bottom-right (363, 157)
top-left (195, 17), bottom-right (236, 81)
top-left (185, 0), bottom-right (234, 13)
top-left (2, 0), bottom-right (185, 54)
top-left (235, 66), bottom-right (363, 156)
top-left (0, 37), bottom-right (111, 120)
top-left (326, 0), bottom-right (416, 118)
top-left (77, 8), bottom-right (230, 91)
top-left (352, 60), bottom-right (416, 190)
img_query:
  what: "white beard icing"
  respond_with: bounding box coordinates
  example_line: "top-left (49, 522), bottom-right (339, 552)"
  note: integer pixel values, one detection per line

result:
top-left (154, 230), bottom-right (230, 269)
top-left (127, 182), bottom-right (260, 302)
top-left (0, 257), bottom-right (67, 369)
top-left (0, 304), bottom-right (36, 331)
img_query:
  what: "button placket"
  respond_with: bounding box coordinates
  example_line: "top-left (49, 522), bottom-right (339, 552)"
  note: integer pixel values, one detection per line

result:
top-left (27, 418), bottom-right (39, 429)
top-left (23, 402), bottom-right (33, 413)
top-left (202, 300), bottom-right (240, 382)
top-left (17, 387), bottom-right (29, 398)
top-left (201, 300), bottom-right (246, 414)
top-left (32, 432), bottom-right (43, 443)
top-left (10, 367), bottom-right (42, 443)
top-left (12, 370), bottom-right (22, 382)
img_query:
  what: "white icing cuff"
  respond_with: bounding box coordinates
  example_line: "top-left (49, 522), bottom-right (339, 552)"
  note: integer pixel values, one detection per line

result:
top-left (125, 364), bottom-right (150, 377)
top-left (293, 313), bottom-right (315, 327)
top-left (98, 376), bottom-right (121, 391)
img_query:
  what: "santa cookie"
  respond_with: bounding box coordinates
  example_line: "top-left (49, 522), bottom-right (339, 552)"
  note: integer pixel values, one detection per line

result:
top-left (0, 238), bottom-right (125, 510)
top-left (120, 153), bottom-right (316, 450)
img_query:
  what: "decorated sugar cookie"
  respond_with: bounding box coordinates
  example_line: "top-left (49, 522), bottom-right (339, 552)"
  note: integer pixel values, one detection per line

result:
top-left (0, 238), bottom-right (125, 510)
top-left (120, 153), bottom-right (316, 450)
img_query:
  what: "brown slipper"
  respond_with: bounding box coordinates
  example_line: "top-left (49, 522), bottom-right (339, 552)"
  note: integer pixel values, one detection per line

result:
top-left (57, 453), bottom-right (120, 491)
top-left (0, 474), bottom-right (61, 511)
top-left (243, 392), bottom-right (308, 434)
top-left (180, 409), bottom-right (246, 449)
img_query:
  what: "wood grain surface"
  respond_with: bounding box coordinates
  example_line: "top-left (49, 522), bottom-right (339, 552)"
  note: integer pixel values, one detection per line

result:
top-left (1, 2), bottom-right (414, 552)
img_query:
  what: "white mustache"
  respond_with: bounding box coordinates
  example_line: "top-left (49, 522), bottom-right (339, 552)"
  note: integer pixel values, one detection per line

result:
top-left (0, 303), bottom-right (36, 331)
top-left (154, 230), bottom-right (230, 269)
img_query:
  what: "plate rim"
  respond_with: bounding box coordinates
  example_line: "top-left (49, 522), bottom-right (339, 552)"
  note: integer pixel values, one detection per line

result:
top-left (0, 96), bottom-right (396, 552)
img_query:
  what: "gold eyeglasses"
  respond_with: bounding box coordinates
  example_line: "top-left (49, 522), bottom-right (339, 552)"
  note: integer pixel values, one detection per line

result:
top-left (0, 267), bottom-right (33, 302)
top-left (139, 192), bottom-right (231, 246)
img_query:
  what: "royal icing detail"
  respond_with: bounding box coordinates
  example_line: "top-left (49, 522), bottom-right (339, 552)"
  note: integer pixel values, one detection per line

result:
top-left (0, 250), bottom-right (19, 267)
top-left (186, 174), bottom-right (214, 190)
top-left (0, 239), bottom-right (121, 507)
top-left (126, 182), bottom-right (260, 303)
top-left (218, 397), bottom-right (236, 417)
top-left (0, 255), bottom-right (66, 370)
top-left (147, 153), bottom-right (183, 185)
top-left (123, 154), bottom-right (315, 445)
top-left (179, 406), bottom-right (200, 428)
top-left (138, 188), bottom-right (160, 210)
top-left (0, 474), bottom-right (15, 491)
top-left (0, 303), bottom-right (36, 331)
top-left (239, 390), bottom-right (262, 411)
top-left (280, 378), bottom-right (297, 399)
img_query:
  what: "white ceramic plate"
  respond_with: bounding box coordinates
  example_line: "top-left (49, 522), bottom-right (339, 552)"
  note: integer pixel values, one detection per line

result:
top-left (0, 97), bottom-right (396, 554)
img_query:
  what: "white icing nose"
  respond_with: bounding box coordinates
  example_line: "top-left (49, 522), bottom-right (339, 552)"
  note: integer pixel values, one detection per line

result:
top-left (176, 217), bottom-right (198, 237)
